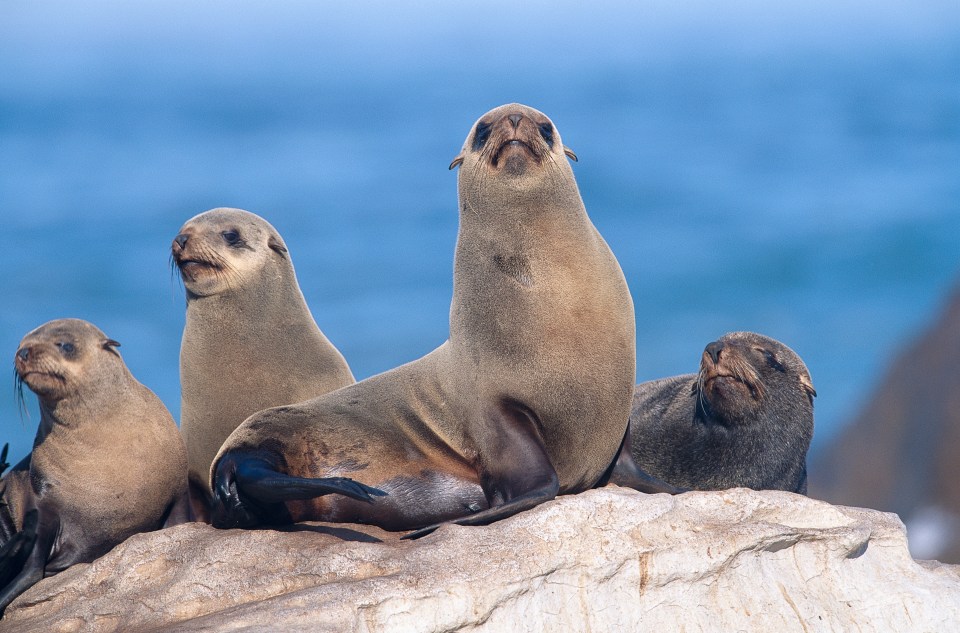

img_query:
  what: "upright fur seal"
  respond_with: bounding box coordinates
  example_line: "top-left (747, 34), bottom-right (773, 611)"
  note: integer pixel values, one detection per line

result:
top-left (173, 208), bottom-right (355, 516)
top-left (210, 103), bottom-right (672, 536)
top-left (0, 319), bottom-right (188, 614)
top-left (624, 331), bottom-right (816, 493)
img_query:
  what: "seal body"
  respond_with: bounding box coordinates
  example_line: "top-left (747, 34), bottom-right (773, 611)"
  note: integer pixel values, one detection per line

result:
top-left (0, 319), bottom-right (188, 614)
top-left (211, 104), bottom-right (645, 535)
top-left (627, 332), bottom-right (816, 493)
top-left (174, 208), bottom-right (355, 514)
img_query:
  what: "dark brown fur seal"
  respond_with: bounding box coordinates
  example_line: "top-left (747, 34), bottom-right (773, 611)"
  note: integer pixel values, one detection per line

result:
top-left (0, 319), bottom-right (188, 614)
top-left (209, 103), bottom-right (673, 537)
top-left (173, 208), bottom-right (355, 519)
top-left (623, 331), bottom-right (816, 493)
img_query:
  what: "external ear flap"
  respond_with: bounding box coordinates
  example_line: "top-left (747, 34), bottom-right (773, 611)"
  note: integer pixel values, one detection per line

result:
top-left (799, 373), bottom-right (817, 404)
top-left (563, 146), bottom-right (578, 162)
top-left (268, 235), bottom-right (288, 257)
top-left (103, 339), bottom-right (122, 356)
top-left (449, 155), bottom-right (464, 170)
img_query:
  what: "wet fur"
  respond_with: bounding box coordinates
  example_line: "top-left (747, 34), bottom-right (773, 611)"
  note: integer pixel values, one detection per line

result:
top-left (628, 332), bottom-right (815, 493)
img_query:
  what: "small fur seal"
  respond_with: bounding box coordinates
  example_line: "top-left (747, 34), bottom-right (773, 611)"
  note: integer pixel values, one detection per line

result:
top-left (209, 103), bottom-right (675, 537)
top-left (173, 208), bottom-right (355, 518)
top-left (0, 319), bottom-right (188, 614)
top-left (623, 331), bottom-right (816, 493)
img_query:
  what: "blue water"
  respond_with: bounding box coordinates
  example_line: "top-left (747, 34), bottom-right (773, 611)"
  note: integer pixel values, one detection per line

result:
top-left (1, 1), bottom-right (958, 467)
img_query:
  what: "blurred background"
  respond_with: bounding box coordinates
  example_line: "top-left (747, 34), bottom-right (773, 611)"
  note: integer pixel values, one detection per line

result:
top-left (2, 1), bottom-right (958, 557)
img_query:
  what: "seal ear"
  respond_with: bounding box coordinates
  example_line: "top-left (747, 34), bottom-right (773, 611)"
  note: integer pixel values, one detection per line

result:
top-left (449, 154), bottom-right (464, 170)
top-left (563, 146), bottom-right (578, 162)
top-left (799, 373), bottom-right (817, 404)
top-left (268, 235), bottom-right (288, 258)
top-left (102, 339), bottom-right (122, 357)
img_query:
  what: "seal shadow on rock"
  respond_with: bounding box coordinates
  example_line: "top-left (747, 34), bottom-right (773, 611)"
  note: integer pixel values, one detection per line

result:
top-left (610, 331), bottom-right (816, 494)
top-left (0, 319), bottom-right (188, 615)
top-left (172, 208), bottom-right (356, 521)
top-left (209, 103), bottom-right (680, 538)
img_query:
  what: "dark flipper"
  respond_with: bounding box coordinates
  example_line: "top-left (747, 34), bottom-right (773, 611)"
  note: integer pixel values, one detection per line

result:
top-left (211, 452), bottom-right (387, 529)
top-left (403, 481), bottom-right (558, 539)
top-left (0, 510), bottom-right (37, 593)
top-left (0, 444), bottom-right (9, 477)
top-left (600, 425), bottom-right (686, 494)
top-left (0, 508), bottom-right (53, 616)
top-left (404, 400), bottom-right (560, 540)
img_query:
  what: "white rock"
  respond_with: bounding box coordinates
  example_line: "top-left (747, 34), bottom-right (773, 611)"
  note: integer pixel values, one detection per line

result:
top-left (3, 488), bottom-right (958, 632)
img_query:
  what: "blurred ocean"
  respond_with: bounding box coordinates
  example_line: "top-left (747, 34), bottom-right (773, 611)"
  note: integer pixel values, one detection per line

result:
top-left (1, 1), bottom-right (958, 468)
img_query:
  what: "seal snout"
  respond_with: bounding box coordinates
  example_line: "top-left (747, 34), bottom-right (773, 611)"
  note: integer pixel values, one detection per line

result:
top-left (171, 227), bottom-right (224, 283)
top-left (705, 341), bottom-right (723, 365)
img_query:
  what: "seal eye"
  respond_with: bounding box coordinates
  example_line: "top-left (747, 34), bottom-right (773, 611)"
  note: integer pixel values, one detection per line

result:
top-left (57, 341), bottom-right (76, 356)
top-left (472, 122), bottom-right (491, 151)
top-left (222, 230), bottom-right (243, 247)
top-left (759, 348), bottom-right (786, 373)
top-left (538, 123), bottom-right (555, 149)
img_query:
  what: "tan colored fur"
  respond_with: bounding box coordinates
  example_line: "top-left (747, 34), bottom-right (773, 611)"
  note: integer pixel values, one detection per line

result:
top-left (4, 319), bottom-right (187, 571)
top-left (214, 105), bottom-right (635, 527)
top-left (177, 208), bottom-right (355, 495)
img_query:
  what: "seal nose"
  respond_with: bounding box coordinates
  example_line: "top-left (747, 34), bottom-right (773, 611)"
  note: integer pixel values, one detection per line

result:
top-left (508, 113), bottom-right (523, 129)
top-left (705, 341), bottom-right (724, 365)
top-left (174, 234), bottom-right (189, 250)
top-left (16, 347), bottom-right (30, 362)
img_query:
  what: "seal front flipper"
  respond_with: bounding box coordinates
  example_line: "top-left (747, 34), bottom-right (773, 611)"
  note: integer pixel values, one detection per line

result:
top-left (0, 509), bottom-right (55, 615)
top-left (211, 452), bottom-right (386, 529)
top-left (0, 510), bottom-right (38, 592)
top-left (601, 427), bottom-right (686, 494)
top-left (0, 444), bottom-right (9, 477)
top-left (404, 401), bottom-right (560, 540)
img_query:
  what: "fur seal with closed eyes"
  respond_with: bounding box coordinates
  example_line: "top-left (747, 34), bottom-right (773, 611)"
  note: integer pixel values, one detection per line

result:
top-left (621, 331), bottom-right (816, 494)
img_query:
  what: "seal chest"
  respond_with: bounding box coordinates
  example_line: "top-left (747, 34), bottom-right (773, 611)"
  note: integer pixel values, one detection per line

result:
top-left (209, 104), bottom-right (649, 537)
top-left (0, 318), bottom-right (187, 614)
top-left (174, 207), bottom-right (355, 517)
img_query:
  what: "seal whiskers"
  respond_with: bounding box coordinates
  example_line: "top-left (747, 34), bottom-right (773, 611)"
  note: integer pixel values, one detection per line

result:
top-left (210, 104), bottom-right (661, 537)
top-left (175, 208), bottom-right (356, 521)
top-left (622, 332), bottom-right (815, 493)
top-left (0, 319), bottom-right (188, 614)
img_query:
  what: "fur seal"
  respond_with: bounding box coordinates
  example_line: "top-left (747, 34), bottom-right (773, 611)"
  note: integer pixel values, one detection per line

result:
top-left (209, 103), bottom-right (674, 536)
top-left (623, 331), bottom-right (816, 493)
top-left (173, 208), bottom-right (355, 517)
top-left (0, 319), bottom-right (188, 614)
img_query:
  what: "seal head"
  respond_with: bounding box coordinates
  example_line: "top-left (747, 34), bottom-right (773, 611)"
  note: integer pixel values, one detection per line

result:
top-left (173, 208), bottom-right (355, 519)
top-left (626, 331), bottom-right (816, 493)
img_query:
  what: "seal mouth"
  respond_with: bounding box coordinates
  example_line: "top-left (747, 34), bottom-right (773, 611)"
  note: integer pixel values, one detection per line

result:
top-left (17, 369), bottom-right (67, 392)
top-left (176, 258), bottom-right (222, 281)
top-left (491, 139), bottom-right (537, 168)
top-left (699, 356), bottom-right (765, 401)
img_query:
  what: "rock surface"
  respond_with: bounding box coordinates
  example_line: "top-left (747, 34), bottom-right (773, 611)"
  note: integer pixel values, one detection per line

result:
top-left (3, 488), bottom-right (959, 632)
top-left (812, 280), bottom-right (960, 562)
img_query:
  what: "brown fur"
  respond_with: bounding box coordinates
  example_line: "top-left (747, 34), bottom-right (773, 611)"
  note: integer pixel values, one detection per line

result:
top-left (0, 319), bottom-right (187, 613)
top-left (174, 208), bottom-right (355, 507)
top-left (210, 104), bottom-right (636, 534)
